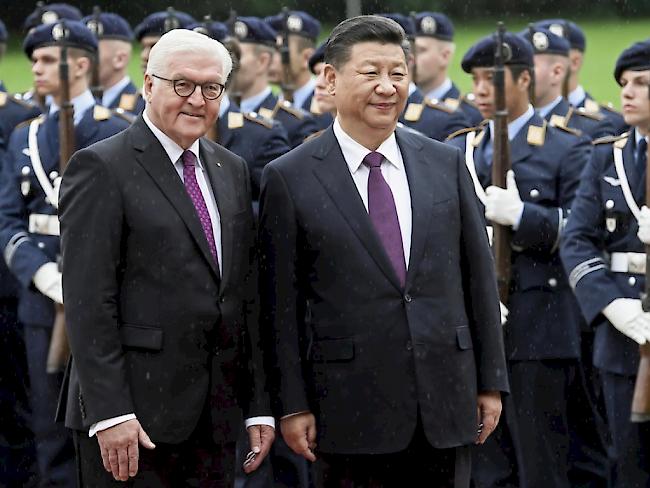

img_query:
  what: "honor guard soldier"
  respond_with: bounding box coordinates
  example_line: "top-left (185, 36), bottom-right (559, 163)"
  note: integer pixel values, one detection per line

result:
top-left (413, 11), bottom-right (483, 126)
top-left (535, 18), bottom-right (627, 135)
top-left (378, 13), bottom-right (469, 142)
top-left (134, 8), bottom-right (196, 74)
top-left (0, 20), bottom-right (130, 487)
top-left (23, 2), bottom-right (82, 33)
top-left (448, 32), bottom-right (592, 488)
top-left (266, 10), bottom-right (332, 131)
top-left (521, 26), bottom-right (614, 140)
top-left (0, 16), bottom-right (40, 487)
top-left (188, 19), bottom-right (290, 212)
top-left (561, 40), bottom-right (650, 488)
top-left (230, 16), bottom-right (318, 148)
top-left (82, 11), bottom-right (145, 115)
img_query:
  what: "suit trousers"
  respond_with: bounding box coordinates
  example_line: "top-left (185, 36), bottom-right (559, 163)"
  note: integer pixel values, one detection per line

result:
top-left (314, 416), bottom-right (471, 488)
top-left (601, 371), bottom-right (650, 488)
top-left (74, 393), bottom-right (236, 487)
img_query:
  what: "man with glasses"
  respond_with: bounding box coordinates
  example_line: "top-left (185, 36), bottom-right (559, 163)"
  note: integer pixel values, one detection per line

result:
top-left (58, 29), bottom-right (274, 486)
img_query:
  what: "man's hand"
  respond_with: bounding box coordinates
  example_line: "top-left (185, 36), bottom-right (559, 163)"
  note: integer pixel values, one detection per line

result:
top-left (243, 424), bottom-right (275, 474)
top-left (33, 262), bottom-right (63, 304)
top-left (280, 412), bottom-right (317, 462)
top-left (476, 391), bottom-right (502, 445)
top-left (485, 170), bottom-right (524, 227)
top-left (499, 301), bottom-right (509, 326)
top-left (96, 418), bottom-right (155, 481)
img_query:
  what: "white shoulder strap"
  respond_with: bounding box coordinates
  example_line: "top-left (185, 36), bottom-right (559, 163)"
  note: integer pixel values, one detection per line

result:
top-left (28, 118), bottom-right (59, 209)
top-left (613, 144), bottom-right (641, 221)
top-left (465, 131), bottom-right (487, 205)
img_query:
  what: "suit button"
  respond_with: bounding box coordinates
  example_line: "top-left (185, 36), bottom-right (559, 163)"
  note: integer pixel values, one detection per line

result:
top-left (404, 294), bottom-right (412, 303)
top-left (629, 276), bottom-right (637, 286)
top-left (406, 340), bottom-right (413, 351)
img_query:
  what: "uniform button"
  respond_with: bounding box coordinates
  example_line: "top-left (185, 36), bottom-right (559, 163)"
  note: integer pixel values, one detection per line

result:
top-left (529, 189), bottom-right (540, 198)
top-left (37, 241), bottom-right (45, 249)
top-left (629, 276), bottom-right (637, 286)
top-left (49, 171), bottom-right (59, 180)
top-left (219, 296), bottom-right (225, 304)
top-left (406, 340), bottom-right (413, 351)
top-left (605, 199), bottom-right (615, 210)
top-left (548, 278), bottom-right (558, 288)
top-left (404, 294), bottom-right (412, 303)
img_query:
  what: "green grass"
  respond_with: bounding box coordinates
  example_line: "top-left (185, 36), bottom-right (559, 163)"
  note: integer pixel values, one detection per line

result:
top-left (2, 18), bottom-right (648, 109)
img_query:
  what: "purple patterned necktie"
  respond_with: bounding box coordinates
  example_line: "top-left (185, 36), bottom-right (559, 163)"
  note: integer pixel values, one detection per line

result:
top-left (363, 151), bottom-right (406, 287)
top-left (181, 150), bottom-right (219, 266)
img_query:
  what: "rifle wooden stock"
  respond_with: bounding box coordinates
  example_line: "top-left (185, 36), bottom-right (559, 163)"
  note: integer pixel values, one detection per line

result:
top-left (89, 6), bottom-right (103, 101)
top-left (492, 22), bottom-right (513, 303)
top-left (279, 7), bottom-right (295, 103)
top-left (46, 304), bottom-right (70, 373)
top-left (631, 130), bottom-right (650, 422)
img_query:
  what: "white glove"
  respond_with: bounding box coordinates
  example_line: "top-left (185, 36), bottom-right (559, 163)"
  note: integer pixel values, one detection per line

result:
top-left (637, 205), bottom-right (650, 244)
top-left (499, 301), bottom-right (509, 326)
top-left (485, 170), bottom-right (524, 227)
top-left (602, 298), bottom-right (650, 345)
top-left (33, 262), bottom-right (63, 304)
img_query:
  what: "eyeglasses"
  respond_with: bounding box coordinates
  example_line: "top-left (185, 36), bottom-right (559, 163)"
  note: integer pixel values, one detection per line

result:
top-left (151, 74), bottom-right (225, 100)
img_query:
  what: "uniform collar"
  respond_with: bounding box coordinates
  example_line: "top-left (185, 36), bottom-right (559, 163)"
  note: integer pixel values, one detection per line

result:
top-left (635, 128), bottom-right (647, 148)
top-left (49, 89), bottom-right (96, 126)
top-left (240, 86), bottom-right (272, 113)
top-left (333, 117), bottom-right (403, 174)
top-left (102, 76), bottom-right (132, 108)
top-left (537, 95), bottom-right (563, 119)
top-left (285, 77), bottom-right (316, 109)
top-left (425, 77), bottom-right (453, 101)
top-left (489, 104), bottom-right (535, 142)
top-left (568, 85), bottom-right (586, 107)
top-left (142, 108), bottom-right (201, 168)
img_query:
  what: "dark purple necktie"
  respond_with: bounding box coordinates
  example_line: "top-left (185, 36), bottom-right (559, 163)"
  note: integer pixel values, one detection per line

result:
top-left (181, 150), bottom-right (219, 266)
top-left (363, 151), bottom-right (406, 287)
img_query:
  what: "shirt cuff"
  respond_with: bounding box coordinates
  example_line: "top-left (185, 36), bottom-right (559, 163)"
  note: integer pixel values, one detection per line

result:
top-left (245, 416), bottom-right (275, 429)
top-left (89, 413), bottom-right (137, 437)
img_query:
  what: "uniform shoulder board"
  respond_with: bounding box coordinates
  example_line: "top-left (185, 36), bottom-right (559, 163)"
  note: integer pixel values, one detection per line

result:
top-left (118, 93), bottom-right (139, 112)
top-left (112, 108), bottom-right (135, 124)
top-left (0, 92), bottom-right (37, 110)
top-left (403, 102), bottom-right (423, 122)
top-left (93, 105), bottom-right (113, 121)
top-left (593, 132), bottom-right (629, 146)
top-left (527, 122), bottom-right (547, 146)
top-left (443, 97), bottom-right (460, 111)
top-left (424, 98), bottom-right (454, 113)
top-left (583, 98), bottom-right (601, 114)
top-left (304, 129), bottom-right (325, 142)
top-left (600, 102), bottom-right (622, 116)
top-left (244, 111), bottom-right (274, 129)
top-left (275, 99), bottom-right (305, 119)
top-left (15, 114), bottom-right (44, 130)
top-left (574, 106), bottom-right (604, 121)
top-left (258, 107), bottom-right (275, 120)
top-left (445, 125), bottom-right (481, 142)
top-left (553, 123), bottom-right (582, 137)
top-left (0, 92), bottom-right (7, 107)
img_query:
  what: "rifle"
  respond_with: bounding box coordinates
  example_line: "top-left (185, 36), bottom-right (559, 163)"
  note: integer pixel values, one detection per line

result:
top-left (561, 21), bottom-right (570, 99)
top-left (527, 24), bottom-right (536, 107)
top-left (89, 6), bottom-right (103, 101)
top-left (492, 22), bottom-right (513, 303)
top-left (201, 15), bottom-right (219, 143)
top-left (409, 11), bottom-right (417, 86)
top-left (46, 21), bottom-right (75, 374)
top-left (279, 7), bottom-right (295, 103)
top-left (631, 83), bottom-right (650, 423)
top-left (225, 9), bottom-right (243, 107)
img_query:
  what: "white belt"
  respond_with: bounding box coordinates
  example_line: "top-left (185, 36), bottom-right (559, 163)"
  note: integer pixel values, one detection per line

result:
top-left (610, 252), bottom-right (646, 274)
top-left (28, 213), bottom-right (60, 236)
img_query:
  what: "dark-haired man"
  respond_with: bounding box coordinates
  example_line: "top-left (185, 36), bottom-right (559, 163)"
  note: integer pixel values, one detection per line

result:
top-left (259, 15), bottom-right (508, 487)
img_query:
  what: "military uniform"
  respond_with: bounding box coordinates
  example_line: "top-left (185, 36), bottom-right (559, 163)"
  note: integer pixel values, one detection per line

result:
top-left (401, 86), bottom-right (469, 142)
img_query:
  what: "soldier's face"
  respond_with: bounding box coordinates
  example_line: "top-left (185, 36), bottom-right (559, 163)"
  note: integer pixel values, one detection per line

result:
top-left (620, 69), bottom-right (650, 129)
top-left (144, 51), bottom-right (223, 149)
top-left (414, 37), bottom-right (451, 86)
top-left (140, 35), bottom-right (160, 74)
top-left (533, 54), bottom-right (568, 106)
top-left (313, 62), bottom-right (335, 114)
top-left (325, 42), bottom-right (408, 133)
top-left (268, 49), bottom-right (282, 85)
top-left (31, 46), bottom-right (61, 96)
top-left (233, 43), bottom-right (270, 94)
top-left (471, 66), bottom-right (528, 120)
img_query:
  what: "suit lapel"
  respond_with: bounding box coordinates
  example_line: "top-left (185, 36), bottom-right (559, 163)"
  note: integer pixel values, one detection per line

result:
top-left (130, 117), bottom-right (220, 280)
top-left (201, 139), bottom-right (236, 292)
top-left (311, 128), bottom-right (402, 290)
top-left (395, 129), bottom-right (432, 290)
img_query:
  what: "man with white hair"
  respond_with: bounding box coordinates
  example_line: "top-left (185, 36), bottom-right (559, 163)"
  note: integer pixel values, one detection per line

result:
top-left (58, 29), bottom-right (274, 486)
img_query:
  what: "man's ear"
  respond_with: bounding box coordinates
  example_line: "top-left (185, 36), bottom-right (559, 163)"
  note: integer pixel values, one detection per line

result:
top-left (143, 73), bottom-right (153, 102)
top-left (323, 64), bottom-right (336, 95)
top-left (72, 56), bottom-right (91, 80)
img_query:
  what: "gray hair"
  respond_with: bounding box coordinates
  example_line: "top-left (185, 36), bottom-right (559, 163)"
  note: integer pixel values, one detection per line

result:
top-left (146, 28), bottom-right (233, 82)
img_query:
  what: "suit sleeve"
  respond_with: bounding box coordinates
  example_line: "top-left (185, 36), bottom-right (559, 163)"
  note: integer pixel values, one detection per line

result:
top-left (512, 135), bottom-right (591, 252)
top-left (258, 163), bottom-right (309, 417)
top-left (456, 147), bottom-right (509, 393)
top-left (59, 147), bottom-right (134, 427)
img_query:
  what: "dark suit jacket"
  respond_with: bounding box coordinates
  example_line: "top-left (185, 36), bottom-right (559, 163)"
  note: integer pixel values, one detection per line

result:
top-left (58, 116), bottom-right (267, 444)
top-left (258, 126), bottom-right (509, 454)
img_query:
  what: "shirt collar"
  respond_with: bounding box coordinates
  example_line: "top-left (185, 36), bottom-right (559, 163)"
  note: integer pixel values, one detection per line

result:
top-left (635, 128), bottom-right (647, 148)
top-left (568, 85), bottom-right (586, 107)
top-left (489, 104), bottom-right (535, 142)
top-left (142, 109), bottom-right (201, 167)
top-left (101, 76), bottom-right (132, 107)
top-left (332, 117), bottom-right (403, 174)
top-left (49, 89), bottom-right (96, 125)
top-left (219, 94), bottom-right (231, 118)
top-left (537, 95), bottom-right (563, 119)
top-left (408, 82), bottom-right (418, 97)
top-left (425, 78), bottom-right (453, 101)
top-left (288, 77), bottom-right (316, 109)
top-left (240, 86), bottom-right (272, 113)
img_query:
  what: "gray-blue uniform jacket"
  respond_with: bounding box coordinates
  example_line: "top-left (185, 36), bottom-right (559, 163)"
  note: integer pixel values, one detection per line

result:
top-left (447, 112), bottom-right (591, 360)
top-left (400, 88), bottom-right (469, 142)
top-left (257, 92), bottom-right (319, 148)
top-left (105, 79), bottom-right (145, 115)
top-left (561, 132), bottom-right (645, 376)
top-left (0, 105), bottom-right (129, 328)
top-left (545, 97), bottom-right (615, 140)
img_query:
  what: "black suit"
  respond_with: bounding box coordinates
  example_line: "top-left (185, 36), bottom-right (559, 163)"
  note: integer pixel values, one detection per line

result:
top-left (259, 126), bottom-right (508, 467)
top-left (58, 116), bottom-right (267, 484)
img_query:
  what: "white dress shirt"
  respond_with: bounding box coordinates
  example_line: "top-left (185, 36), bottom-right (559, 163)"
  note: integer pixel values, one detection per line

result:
top-left (332, 118), bottom-right (412, 266)
top-left (89, 111), bottom-right (273, 436)
top-left (101, 76), bottom-right (132, 108)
